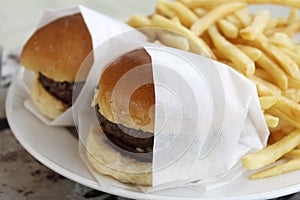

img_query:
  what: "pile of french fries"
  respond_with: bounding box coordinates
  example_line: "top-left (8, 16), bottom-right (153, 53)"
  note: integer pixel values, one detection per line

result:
top-left (128, 0), bottom-right (300, 179)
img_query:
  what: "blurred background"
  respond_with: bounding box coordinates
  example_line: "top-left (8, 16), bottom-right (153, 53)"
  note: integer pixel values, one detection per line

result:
top-left (0, 0), bottom-right (157, 54)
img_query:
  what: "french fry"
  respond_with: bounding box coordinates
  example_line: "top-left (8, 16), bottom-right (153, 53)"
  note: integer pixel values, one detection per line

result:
top-left (208, 25), bottom-right (255, 76)
top-left (250, 157), bottom-right (300, 179)
top-left (277, 16), bottom-right (288, 27)
top-left (284, 149), bottom-right (300, 158)
top-left (259, 96), bottom-right (278, 110)
top-left (288, 77), bottom-right (300, 89)
top-left (150, 14), bottom-right (215, 57)
top-left (288, 8), bottom-right (299, 23)
top-left (283, 22), bottom-right (300, 37)
top-left (250, 76), bottom-right (282, 96)
top-left (171, 16), bottom-right (182, 25)
top-left (162, 1), bottom-right (198, 27)
top-left (255, 35), bottom-right (300, 80)
top-left (265, 113), bottom-right (279, 128)
top-left (156, 1), bottom-right (176, 18)
top-left (243, 129), bottom-right (300, 170)
top-left (212, 48), bottom-right (230, 61)
top-left (217, 19), bottom-right (239, 39)
top-left (255, 69), bottom-right (273, 84)
top-left (158, 32), bottom-right (190, 51)
top-left (269, 130), bottom-right (287, 142)
top-left (240, 10), bottom-right (270, 40)
top-left (269, 109), bottom-right (300, 129)
top-left (266, 18), bottom-right (278, 30)
top-left (127, 15), bottom-right (152, 28)
top-left (228, 36), bottom-right (300, 80)
top-left (153, 40), bottom-right (163, 45)
top-left (192, 8), bottom-right (207, 17)
top-left (177, 0), bottom-right (216, 9)
top-left (179, 0), bottom-right (300, 9)
top-left (191, 2), bottom-right (246, 36)
top-left (283, 89), bottom-right (300, 103)
top-left (280, 47), bottom-right (300, 67)
top-left (268, 96), bottom-right (300, 128)
top-left (235, 8), bottom-right (252, 27)
top-left (270, 33), bottom-right (293, 48)
top-left (255, 53), bottom-right (288, 91)
top-left (128, 0), bottom-right (300, 179)
top-left (281, 125), bottom-right (297, 135)
top-left (236, 44), bottom-right (262, 61)
top-left (225, 14), bottom-right (243, 29)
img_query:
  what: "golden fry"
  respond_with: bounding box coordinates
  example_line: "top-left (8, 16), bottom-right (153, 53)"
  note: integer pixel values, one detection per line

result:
top-left (268, 96), bottom-right (300, 128)
top-left (288, 8), bottom-right (299, 23)
top-left (283, 23), bottom-right (300, 37)
top-left (127, 15), bottom-right (152, 28)
top-left (130, 0), bottom-right (300, 180)
top-left (265, 113), bottom-right (279, 128)
top-left (162, 1), bottom-right (198, 27)
top-left (250, 76), bottom-right (282, 96)
top-left (208, 25), bottom-right (255, 76)
top-left (236, 44), bottom-right (262, 61)
top-left (217, 19), bottom-right (239, 39)
top-left (156, 1), bottom-right (176, 18)
top-left (284, 149), bottom-right (300, 158)
top-left (179, 0), bottom-right (300, 9)
top-left (234, 8), bottom-right (252, 27)
top-left (266, 19), bottom-right (278, 30)
top-left (259, 96), bottom-right (278, 110)
top-left (192, 8), bottom-right (207, 17)
top-left (150, 14), bottom-right (215, 57)
top-left (171, 17), bottom-right (182, 25)
top-left (288, 77), bottom-right (300, 89)
top-left (256, 53), bottom-right (288, 91)
top-left (191, 2), bottom-right (246, 36)
top-left (280, 47), bottom-right (300, 67)
top-left (240, 10), bottom-right (270, 40)
top-left (255, 35), bottom-right (300, 80)
top-left (270, 33), bottom-right (293, 48)
top-left (250, 157), bottom-right (300, 179)
top-left (158, 32), bottom-right (190, 51)
top-left (255, 69), bottom-right (273, 83)
top-left (225, 14), bottom-right (243, 29)
top-left (269, 130), bottom-right (287, 143)
top-left (243, 129), bottom-right (300, 170)
top-left (283, 89), bottom-right (300, 103)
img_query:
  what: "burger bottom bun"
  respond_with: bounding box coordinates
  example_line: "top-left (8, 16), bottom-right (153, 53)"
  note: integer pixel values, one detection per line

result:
top-left (31, 76), bottom-right (69, 119)
top-left (86, 125), bottom-right (152, 186)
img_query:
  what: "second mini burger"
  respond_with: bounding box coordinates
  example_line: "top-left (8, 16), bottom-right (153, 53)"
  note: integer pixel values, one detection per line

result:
top-left (20, 13), bottom-right (93, 119)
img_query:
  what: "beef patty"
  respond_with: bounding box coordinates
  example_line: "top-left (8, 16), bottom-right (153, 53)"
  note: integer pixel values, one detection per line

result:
top-left (38, 72), bottom-right (85, 106)
top-left (95, 105), bottom-right (154, 162)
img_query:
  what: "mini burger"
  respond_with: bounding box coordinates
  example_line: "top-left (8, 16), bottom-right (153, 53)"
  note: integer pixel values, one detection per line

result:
top-left (87, 48), bottom-right (155, 186)
top-left (20, 13), bottom-right (92, 119)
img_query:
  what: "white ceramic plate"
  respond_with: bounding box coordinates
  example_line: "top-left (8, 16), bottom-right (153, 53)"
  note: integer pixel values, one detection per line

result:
top-left (6, 3), bottom-right (300, 200)
top-left (6, 65), bottom-right (300, 200)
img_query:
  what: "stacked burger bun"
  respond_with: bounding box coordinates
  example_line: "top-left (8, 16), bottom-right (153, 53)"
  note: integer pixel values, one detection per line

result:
top-left (20, 13), bottom-right (92, 119)
top-left (87, 48), bottom-right (155, 186)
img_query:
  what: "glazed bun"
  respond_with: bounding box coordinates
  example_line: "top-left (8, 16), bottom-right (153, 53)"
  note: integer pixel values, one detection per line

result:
top-left (96, 48), bottom-right (155, 132)
top-left (31, 76), bottom-right (68, 119)
top-left (21, 13), bottom-right (92, 82)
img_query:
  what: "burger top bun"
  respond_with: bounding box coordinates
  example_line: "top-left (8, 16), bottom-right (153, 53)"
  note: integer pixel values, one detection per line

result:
top-left (20, 13), bottom-right (92, 82)
top-left (97, 48), bottom-right (155, 132)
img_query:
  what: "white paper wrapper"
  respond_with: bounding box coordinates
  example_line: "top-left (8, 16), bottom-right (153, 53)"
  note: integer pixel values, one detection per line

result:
top-left (23, 5), bottom-right (134, 126)
top-left (73, 32), bottom-right (269, 192)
